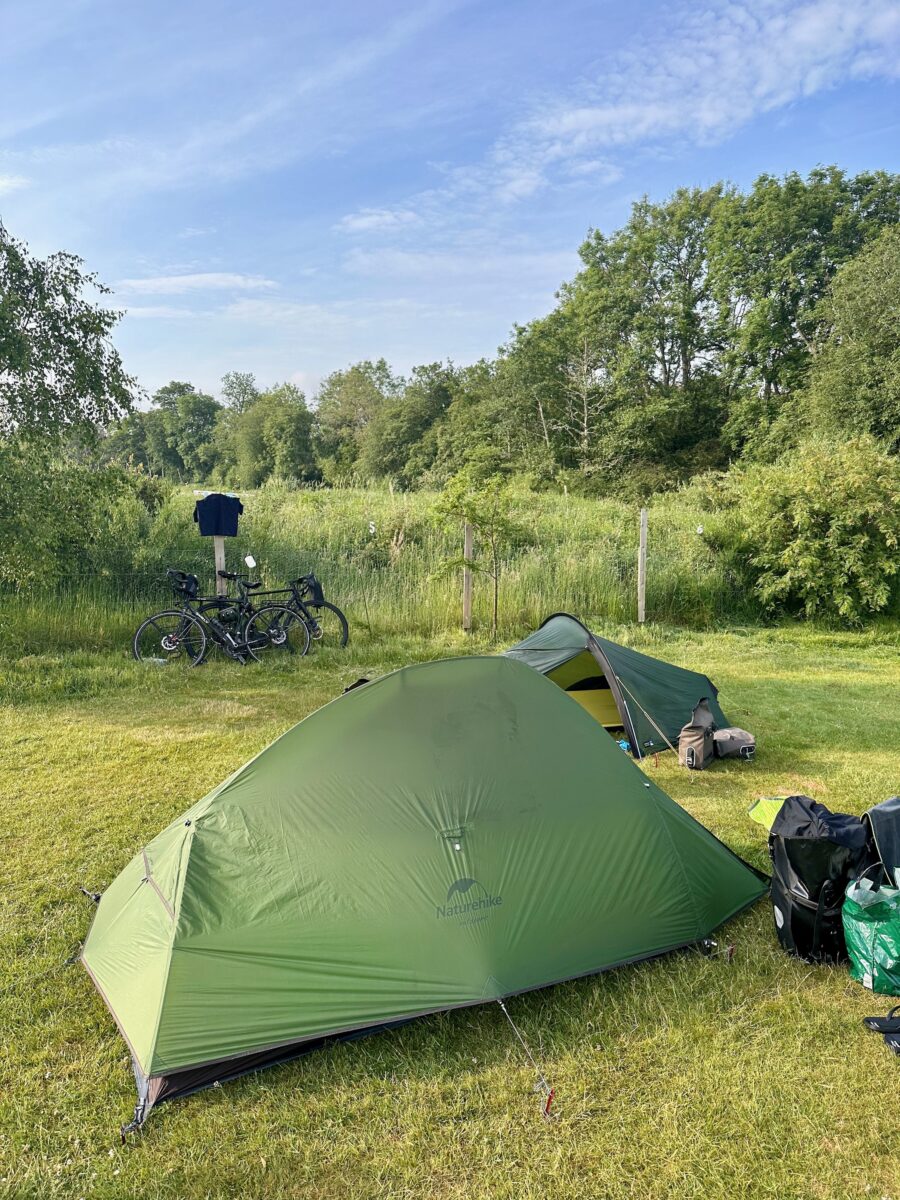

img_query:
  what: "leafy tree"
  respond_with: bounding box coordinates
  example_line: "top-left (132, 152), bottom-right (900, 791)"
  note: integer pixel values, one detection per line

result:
top-left (220, 371), bottom-right (259, 413)
top-left (710, 167), bottom-right (900, 457)
top-left (0, 220), bottom-right (137, 440)
top-left (803, 226), bottom-right (900, 451)
top-left (314, 359), bottom-right (401, 478)
top-left (228, 383), bottom-right (316, 486)
top-left (356, 362), bottom-right (457, 485)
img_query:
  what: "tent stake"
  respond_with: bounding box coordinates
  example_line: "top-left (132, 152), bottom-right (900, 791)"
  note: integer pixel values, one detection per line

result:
top-left (496, 998), bottom-right (557, 1120)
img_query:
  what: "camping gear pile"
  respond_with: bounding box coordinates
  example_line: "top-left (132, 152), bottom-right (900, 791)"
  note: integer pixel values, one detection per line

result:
top-left (767, 795), bottom-right (900, 1050)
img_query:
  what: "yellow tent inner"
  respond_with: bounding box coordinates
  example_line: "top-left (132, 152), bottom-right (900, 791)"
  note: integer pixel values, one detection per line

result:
top-left (547, 650), bottom-right (623, 729)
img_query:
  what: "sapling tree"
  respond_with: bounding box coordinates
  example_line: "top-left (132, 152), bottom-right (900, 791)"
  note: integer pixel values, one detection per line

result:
top-left (435, 468), bottom-right (521, 638)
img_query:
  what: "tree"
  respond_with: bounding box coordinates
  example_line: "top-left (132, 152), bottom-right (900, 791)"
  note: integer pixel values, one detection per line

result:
top-left (220, 371), bottom-right (259, 413)
top-left (0, 220), bottom-right (137, 440)
top-left (709, 167), bottom-right (900, 457)
top-left (228, 383), bottom-right (316, 486)
top-left (803, 226), bottom-right (900, 452)
top-left (434, 468), bottom-right (522, 637)
top-left (355, 362), bottom-right (457, 485)
top-left (314, 359), bottom-right (401, 478)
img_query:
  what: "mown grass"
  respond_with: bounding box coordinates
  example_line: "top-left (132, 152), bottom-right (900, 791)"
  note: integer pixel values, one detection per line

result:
top-left (1, 621), bottom-right (899, 1199)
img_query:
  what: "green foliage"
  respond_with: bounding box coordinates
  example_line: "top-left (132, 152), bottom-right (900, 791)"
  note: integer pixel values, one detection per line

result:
top-left (711, 167), bottom-right (900, 458)
top-left (220, 370), bottom-right (260, 413)
top-left (705, 438), bottom-right (900, 621)
top-left (314, 359), bottom-right (402, 478)
top-left (435, 469), bottom-right (526, 635)
top-left (803, 225), bottom-right (900, 451)
top-left (224, 383), bottom-right (317, 487)
top-left (0, 443), bottom-right (171, 588)
top-left (0, 220), bottom-right (137, 440)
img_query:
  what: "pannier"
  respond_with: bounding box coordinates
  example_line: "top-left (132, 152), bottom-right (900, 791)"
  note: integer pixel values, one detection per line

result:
top-left (678, 698), bottom-right (716, 770)
top-left (713, 727), bottom-right (756, 760)
top-left (769, 795), bottom-right (873, 963)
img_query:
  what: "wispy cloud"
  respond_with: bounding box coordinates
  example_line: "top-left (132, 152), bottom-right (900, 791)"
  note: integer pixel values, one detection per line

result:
top-left (343, 246), bottom-right (576, 285)
top-left (116, 272), bottom-right (277, 295)
top-left (335, 0), bottom-right (900, 238)
top-left (0, 173), bottom-right (29, 196)
top-left (122, 304), bottom-right (204, 319)
top-left (520, 0), bottom-right (900, 167)
top-left (336, 207), bottom-right (422, 233)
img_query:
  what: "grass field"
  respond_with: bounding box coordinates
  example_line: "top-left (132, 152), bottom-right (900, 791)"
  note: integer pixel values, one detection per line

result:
top-left (1, 620), bottom-right (899, 1199)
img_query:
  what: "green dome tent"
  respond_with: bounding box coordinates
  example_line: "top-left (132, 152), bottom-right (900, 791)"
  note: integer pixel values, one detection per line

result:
top-left (505, 613), bottom-right (729, 756)
top-left (82, 656), bottom-right (765, 1127)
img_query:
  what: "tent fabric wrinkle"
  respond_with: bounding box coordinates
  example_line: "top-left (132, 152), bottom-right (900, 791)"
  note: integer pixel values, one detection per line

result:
top-left (82, 654), bottom-right (766, 1123)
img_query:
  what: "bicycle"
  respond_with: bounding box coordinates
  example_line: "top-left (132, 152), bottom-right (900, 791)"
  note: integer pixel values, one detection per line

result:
top-left (132, 569), bottom-right (310, 666)
top-left (210, 560), bottom-right (349, 651)
top-left (286, 573), bottom-right (349, 648)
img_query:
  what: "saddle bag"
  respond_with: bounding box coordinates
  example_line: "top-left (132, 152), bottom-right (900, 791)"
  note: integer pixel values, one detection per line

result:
top-left (769, 795), bottom-right (874, 963)
top-left (678, 698), bottom-right (716, 770)
top-left (713, 727), bottom-right (756, 760)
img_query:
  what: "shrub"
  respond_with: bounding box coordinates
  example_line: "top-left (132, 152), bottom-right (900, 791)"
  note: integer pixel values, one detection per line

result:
top-left (704, 437), bottom-right (900, 622)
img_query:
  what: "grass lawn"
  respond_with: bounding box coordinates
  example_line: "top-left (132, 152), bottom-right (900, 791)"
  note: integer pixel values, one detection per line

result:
top-left (1, 622), bottom-right (899, 1199)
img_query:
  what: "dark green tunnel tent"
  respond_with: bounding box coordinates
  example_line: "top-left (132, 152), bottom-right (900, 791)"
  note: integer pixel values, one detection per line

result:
top-left (82, 656), bottom-right (765, 1126)
top-left (505, 613), bottom-right (728, 756)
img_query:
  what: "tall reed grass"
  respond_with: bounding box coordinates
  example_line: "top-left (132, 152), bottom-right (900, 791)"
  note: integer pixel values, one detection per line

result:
top-left (0, 483), bottom-right (759, 655)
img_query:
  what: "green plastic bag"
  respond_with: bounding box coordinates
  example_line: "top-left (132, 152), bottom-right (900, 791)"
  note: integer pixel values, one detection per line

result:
top-left (843, 870), bottom-right (900, 996)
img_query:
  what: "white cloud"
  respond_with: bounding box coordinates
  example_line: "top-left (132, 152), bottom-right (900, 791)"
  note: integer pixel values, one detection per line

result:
top-left (0, 173), bottom-right (29, 195)
top-left (524, 0), bottom-right (900, 162)
top-left (338, 0), bottom-right (899, 232)
top-left (122, 305), bottom-right (204, 319)
top-left (336, 207), bottom-right (422, 233)
top-left (116, 272), bottom-right (277, 295)
top-left (343, 246), bottom-right (577, 287)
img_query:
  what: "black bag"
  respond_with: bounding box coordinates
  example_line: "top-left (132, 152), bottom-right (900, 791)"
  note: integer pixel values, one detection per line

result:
top-left (769, 795), bottom-right (874, 963)
top-left (678, 698), bottom-right (716, 770)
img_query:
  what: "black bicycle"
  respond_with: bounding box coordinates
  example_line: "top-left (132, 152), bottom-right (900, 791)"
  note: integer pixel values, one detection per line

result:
top-left (132, 570), bottom-right (310, 666)
top-left (287, 572), bottom-right (349, 648)
top-left (209, 559), bottom-right (349, 650)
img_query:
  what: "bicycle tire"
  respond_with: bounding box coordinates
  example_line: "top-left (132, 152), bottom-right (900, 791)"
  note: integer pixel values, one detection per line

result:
top-left (133, 610), bottom-right (207, 667)
top-left (302, 601), bottom-right (349, 648)
top-left (244, 604), bottom-right (311, 660)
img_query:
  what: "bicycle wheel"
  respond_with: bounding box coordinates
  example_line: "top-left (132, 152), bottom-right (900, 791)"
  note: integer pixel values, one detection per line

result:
top-left (133, 610), bottom-right (207, 666)
top-left (244, 605), bottom-right (311, 660)
top-left (303, 601), bottom-right (349, 648)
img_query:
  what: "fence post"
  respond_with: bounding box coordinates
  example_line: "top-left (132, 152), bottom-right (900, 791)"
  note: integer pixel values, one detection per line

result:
top-left (462, 522), bottom-right (474, 632)
top-left (213, 535), bottom-right (227, 596)
top-left (637, 508), bottom-right (648, 624)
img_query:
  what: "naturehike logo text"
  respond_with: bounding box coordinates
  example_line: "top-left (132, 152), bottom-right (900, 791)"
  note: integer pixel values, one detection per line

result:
top-left (436, 877), bottom-right (503, 920)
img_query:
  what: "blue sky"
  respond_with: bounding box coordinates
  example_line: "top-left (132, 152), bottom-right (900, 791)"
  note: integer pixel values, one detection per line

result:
top-left (2, 0), bottom-right (899, 401)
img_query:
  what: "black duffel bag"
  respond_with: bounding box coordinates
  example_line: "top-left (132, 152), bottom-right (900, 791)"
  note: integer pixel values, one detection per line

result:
top-left (769, 795), bottom-right (874, 964)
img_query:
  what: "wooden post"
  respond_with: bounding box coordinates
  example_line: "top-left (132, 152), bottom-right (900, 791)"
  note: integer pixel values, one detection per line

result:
top-left (462, 522), bottom-right (474, 632)
top-left (213, 535), bottom-right (227, 596)
top-left (637, 507), bottom-right (648, 624)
